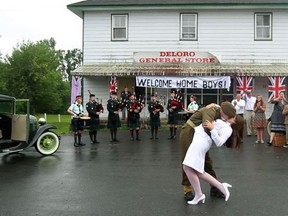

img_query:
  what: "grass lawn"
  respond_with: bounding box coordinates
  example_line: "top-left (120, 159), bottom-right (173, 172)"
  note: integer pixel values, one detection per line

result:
top-left (36, 114), bottom-right (172, 135)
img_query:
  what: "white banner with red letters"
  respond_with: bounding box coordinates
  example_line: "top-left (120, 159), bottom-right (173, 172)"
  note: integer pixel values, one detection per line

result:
top-left (136, 76), bottom-right (231, 89)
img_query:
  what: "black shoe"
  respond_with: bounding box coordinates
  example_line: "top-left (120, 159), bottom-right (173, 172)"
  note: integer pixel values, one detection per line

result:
top-left (93, 140), bottom-right (100, 144)
top-left (113, 139), bottom-right (119, 142)
top-left (168, 136), bottom-right (173, 140)
top-left (155, 136), bottom-right (158, 140)
top-left (74, 142), bottom-right (80, 147)
top-left (136, 138), bottom-right (141, 141)
top-left (130, 137), bottom-right (134, 141)
top-left (150, 136), bottom-right (154, 140)
top-left (78, 142), bottom-right (86, 146)
top-left (184, 191), bottom-right (195, 201)
top-left (267, 141), bottom-right (272, 146)
top-left (210, 187), bottom-right (225, 198)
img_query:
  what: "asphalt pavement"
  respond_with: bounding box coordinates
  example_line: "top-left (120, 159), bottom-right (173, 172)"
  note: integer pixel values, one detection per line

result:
top-left (0, 129), bottom-right (288, 216)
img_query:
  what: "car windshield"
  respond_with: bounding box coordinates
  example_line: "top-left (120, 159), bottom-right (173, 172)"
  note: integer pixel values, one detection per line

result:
top-left (0, 101), bottom-right (14, 114)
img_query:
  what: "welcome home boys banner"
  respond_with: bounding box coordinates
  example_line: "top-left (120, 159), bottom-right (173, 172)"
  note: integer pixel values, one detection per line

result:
top-left (136, 76), bottom-right (231, 89)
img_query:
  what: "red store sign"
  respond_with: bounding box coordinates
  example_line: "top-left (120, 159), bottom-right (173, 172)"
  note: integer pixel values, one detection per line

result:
top-left (133, 51), bottom-right (220, 64)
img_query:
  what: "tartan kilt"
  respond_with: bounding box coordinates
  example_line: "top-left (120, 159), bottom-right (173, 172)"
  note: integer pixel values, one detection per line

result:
top-left (107, 115), bottom-right (121, 128)
top-left (168, 112), bottom-right (178, 125)
top-left (150, 115), bottom-right (161, 127)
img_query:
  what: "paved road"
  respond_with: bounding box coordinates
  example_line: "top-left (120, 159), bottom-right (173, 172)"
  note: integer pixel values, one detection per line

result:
top-left (0, 129), bottom-right (287, 216)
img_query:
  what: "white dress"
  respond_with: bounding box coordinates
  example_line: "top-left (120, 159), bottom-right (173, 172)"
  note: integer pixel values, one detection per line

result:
top-left (183, 119), bottom-right (233, 173)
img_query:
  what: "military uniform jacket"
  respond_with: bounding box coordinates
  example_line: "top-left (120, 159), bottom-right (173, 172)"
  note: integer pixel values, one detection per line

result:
top-left (86, 101), bottom-right (100, 120)
top-left (167, 99), bottom-right (180, 115)
top-left (121, 91), bottom-right (131, 107)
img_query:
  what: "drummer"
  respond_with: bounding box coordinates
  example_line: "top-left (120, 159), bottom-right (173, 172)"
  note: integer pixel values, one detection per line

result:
top-left (67, 95), bottom-right (85, 147)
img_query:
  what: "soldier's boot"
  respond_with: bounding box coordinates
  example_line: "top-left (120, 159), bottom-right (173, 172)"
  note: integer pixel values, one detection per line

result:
top-left (183, 185), bottom-right (194, 201)
top-left (136, 129), bottom-right (141, 141)
top-left (78, 133), bottom-right (85, 146)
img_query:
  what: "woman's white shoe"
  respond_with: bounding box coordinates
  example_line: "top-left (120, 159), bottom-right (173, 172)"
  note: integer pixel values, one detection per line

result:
top-left (222, 183), bottom-right (232, 201)
top-left (187, 194), bottom-right (206, 205)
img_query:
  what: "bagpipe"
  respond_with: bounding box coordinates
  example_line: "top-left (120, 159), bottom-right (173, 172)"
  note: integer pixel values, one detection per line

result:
top-left (116, 99), bottom-right (123, 111)
top-left (130, 100), bottom-right (143, 111)
top-left (96, 98), bottom-right (104, 113)
top-left (170, 89), bottom-right (184, 109)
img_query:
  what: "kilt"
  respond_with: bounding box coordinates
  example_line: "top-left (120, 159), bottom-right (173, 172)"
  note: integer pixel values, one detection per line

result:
top-left (128, 116), bottom-right (140, 129)
top-left (168, 112), bottom-right (178, 125)
top-left (150, 115), bottom-right (161, 127)
top-left (71, 118), bottom-right (84, 132)
top-left (89, 118), bottom-right (100, 130)
top-left (107, 115), bottom-right (121, 129)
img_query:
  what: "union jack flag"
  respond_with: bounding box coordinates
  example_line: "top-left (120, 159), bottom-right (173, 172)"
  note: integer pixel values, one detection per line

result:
top-left (268, 76), bottom-right (286, 102)
top-left (109, 76), bottom-right (118, 94)
top-left (236, 76), bottom-right (254, 94)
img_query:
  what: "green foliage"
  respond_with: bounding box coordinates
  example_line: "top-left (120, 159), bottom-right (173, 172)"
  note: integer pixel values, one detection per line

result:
top-left (1, 38), bottom-right (76, 114)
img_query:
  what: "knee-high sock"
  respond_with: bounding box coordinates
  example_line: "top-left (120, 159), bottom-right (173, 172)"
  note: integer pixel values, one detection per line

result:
top-left (183, 165), bottom-right (203, 199)
top-left (113, 128), bottom-right (117, 140)
top-left (136, 129), bottom-right (140, 138)
top-left (174, 127), bottom-right (177, 136)
top-left (130, 129), bottom-right (134, 137)
top-left (110, 129), bottom-right (114, 140)
top-left (89, 131), bottom-right (93, 141)
top-left (151, 127), bottom-right (154, 137)
top-left (93, 130), bottom-right (97, 141)
top-left (77, 133), bottom-right (82, 143)
top-left (74, 132), bottom-right (78, 142)
top-left (170, 127), bottom-right (173, 136)
top-left (155, 127), bottom-right (158, 136)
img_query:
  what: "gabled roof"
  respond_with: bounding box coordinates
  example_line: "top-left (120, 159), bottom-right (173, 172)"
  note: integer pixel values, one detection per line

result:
top-left (68, 0), bottom-right (288, 18)
top-left (0, 94), bottom-right (15, 102)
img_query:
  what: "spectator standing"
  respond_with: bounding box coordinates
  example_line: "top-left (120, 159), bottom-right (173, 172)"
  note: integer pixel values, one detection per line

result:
top-left (282, 104), bottom-right (288, 148)
top-left (231, 94), bottom-right (245, 117)
top-left (242, 89), bottom-right (256, 136)
top-left (267, 92), bottom-right (287, 145)
top-left (120, 87), bottom-right (131, 120)
top-left (253, 95), bottom-right (266, 144)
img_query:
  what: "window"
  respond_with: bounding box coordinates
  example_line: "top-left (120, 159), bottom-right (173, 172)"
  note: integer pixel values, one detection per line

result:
top-left (255, 13), bottom-right (272, 40)
top-left (112, 14), bottom-right (128, 41)
top-left (180, 13), bottom-right (198, 40)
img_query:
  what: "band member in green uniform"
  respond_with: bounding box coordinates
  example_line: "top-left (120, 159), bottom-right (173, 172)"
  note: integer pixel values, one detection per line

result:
top-left (148, 94), bottom-right (164, 139)
top-left (127, 94), bottom-right (143, 141)
top-left (67, 95), bottom-right (85, 147)
top-left (167, 90), bottom-right (181, 139)
top-left (180, 102), bottom-right (237, 201)
top-left (107, 91), bottom-right (122, 142)
top-left (86, 94), bottom-right (103, 144)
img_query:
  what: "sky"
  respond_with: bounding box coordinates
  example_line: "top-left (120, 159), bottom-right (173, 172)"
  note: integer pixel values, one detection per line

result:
top-left (0, 0), bottom-right (82, 56)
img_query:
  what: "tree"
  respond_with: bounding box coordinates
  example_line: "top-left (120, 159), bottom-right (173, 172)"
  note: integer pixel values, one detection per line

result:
top-left (5, 39), bottom-right (69, 114)
top-left (58, 48), bottom-right (82, 81)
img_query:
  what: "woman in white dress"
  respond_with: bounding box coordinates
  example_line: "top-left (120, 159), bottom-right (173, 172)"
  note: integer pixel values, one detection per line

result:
top-left (182, 118), bottom-right (234, 205)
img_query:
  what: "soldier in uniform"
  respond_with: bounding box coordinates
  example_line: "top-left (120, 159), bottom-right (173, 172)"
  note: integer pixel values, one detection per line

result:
top-left (148, 94), bottom-right (164, 139)
top-left (167, 90), bottom-right (181, 139)
top-left (107, 91), bottom-right (121, 142)
top-left (86, 94), bottom-right (103, 144)
top-left (67, 95), bottom-right (85, 147)
top-left (180, 102), bottom-right (240, 201)
top-left (127, 94), bottom-right (143, 141)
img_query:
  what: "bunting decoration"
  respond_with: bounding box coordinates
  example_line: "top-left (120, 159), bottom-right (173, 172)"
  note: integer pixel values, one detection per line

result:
top-left (268, 76), bottom-right (286, 102)
top-left (236, 76), bottom-right (254, 94)
top-left (109, 76), bottom-right (118, 94)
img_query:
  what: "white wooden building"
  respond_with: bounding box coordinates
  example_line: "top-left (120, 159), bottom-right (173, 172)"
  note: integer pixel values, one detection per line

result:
top-left (67, 0), bottom-right (288, 118)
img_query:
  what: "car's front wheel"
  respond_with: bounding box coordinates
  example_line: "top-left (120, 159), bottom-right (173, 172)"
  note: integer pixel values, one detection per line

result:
top-left (35, 131), bottom-right (60, 156)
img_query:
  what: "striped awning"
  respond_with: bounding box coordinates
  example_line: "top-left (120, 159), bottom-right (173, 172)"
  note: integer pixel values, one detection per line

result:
top-left (71, 64), bottom-right (288, 77)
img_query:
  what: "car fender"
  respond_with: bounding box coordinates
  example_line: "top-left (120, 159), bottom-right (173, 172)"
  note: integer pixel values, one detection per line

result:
top-left (29, 125), bottom-right (59, 146)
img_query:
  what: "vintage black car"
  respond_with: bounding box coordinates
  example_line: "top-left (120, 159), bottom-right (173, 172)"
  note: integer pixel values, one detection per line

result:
top-left (0, 94), bottom-right (60, 155)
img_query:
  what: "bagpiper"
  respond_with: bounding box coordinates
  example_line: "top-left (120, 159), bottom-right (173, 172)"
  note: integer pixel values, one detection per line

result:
top-left (148, 94), bottom-right (164, 139)
top-left (167, 90), bottom-right (181, 139)
top-left (127, 93), bottom-right (143, 141)
top-left (67, 95), bottom-right (85, 147)
top-left (86, 93), bottom-right (103, 144)
top-left (107, 91), bottom-right (122, 142)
